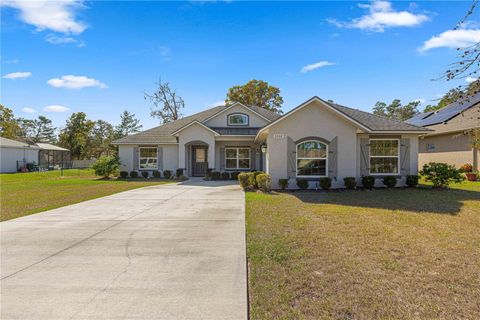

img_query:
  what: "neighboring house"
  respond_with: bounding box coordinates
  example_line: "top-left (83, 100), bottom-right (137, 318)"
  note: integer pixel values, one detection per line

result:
top-left (113, 96), bottom-right (429, 188)
top-left (407, 92), bottom-right (480, 171)
top-left (0, 137), bottom-right (71, 173)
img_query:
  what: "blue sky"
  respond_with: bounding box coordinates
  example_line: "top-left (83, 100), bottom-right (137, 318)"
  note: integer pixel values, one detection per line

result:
top-left (1, 1), bottom-right (479, 130)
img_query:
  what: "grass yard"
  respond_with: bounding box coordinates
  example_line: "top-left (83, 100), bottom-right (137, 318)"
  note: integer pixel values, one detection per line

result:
top-left (246, 182), bottom-right (480, 319)
top-left (0, 169), bottom-right (172, 221)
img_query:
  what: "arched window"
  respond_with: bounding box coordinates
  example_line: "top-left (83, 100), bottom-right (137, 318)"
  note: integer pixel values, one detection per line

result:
top-left (228, 113), bottom-right (249, 126)
top-left (296, 140), bottom-right (328, 177)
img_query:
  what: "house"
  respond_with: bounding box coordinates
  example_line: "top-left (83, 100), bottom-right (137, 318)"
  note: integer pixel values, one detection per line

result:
top-left (407, 92), bottom-right (480, 171)
top-left (113, 96), bottom-right (429, 188)
top-left (0, 137), bottom-right (71, 173)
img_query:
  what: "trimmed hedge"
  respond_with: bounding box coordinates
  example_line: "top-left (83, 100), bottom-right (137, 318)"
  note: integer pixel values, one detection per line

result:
top-left (238, 172), bottom-right (251, 190)
top-left (406, 175), bottom-right (419, 187)
top-left (230, 171), bottom-right (240, 181)
top-left (211, 171), bottom-right (221, 180)
top-left (296, 179), bottom-right (309, 190)
top-left (120, 171), bottom-right (128, 178)
top-left (221, 172), bottom-right (231, 180)
top-left (153, 170), bottom-right (161, 178)
top-left (141, 171), bottom-right (149, 178)
top-left (176, 168), bottom-right (184, 178)
top-left (319, 177), bottom-right (332, 190)
top-left (163, 170), bottom-right (172, 179)
top-left (278, 179), bottom-right (289, 190)
top-left (130, 171), bottom-right (138, 178)
top-left (383, 176), bottom-right (397, 188)
top-left (362, 176), bottom-right (375, 189)
top-left (344, 177), bottom-right (357, 189)
top-left (256, 173), bottom-right (272, 192)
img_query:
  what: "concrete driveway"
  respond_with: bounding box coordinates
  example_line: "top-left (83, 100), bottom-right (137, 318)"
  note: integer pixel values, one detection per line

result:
top-left (1, 180), bottom-right (247, 320)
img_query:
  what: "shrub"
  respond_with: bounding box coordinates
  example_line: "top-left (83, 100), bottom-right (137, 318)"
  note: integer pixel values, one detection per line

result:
top-left (420, 162), bottom-right (464, 188)
top-left (344, 177), bottom-right (357, 189)
top-left (230, 171), bottom-right (240, 181)
top-left (205, 168), bottom-right (213, 180)
top-left (460, 163), bottom-right (473, 173)
top-left (238, 173), bottom-right (251, 190)
top-left (163, 170), bottom-right (172, 179)
top-left (256, 173), bottom-right (272, 192)
top-left (406, 175), bottom-right (419, 187)
top-left (176, 168), bottom-right (184, 178)
top-left (221, 172), bottom-right (231, 180)
top-left (383, 176), bottom-right (397, 188)
top-left (211, 171), bottom-right (221, 180)
top-left (278, 178), bottom-right (289, 190)
top-left (362, 176), bottom-right (375, 189)
top-left (251, 171), bottom-right (263, 188)
top-left (178, 175), bottom-right (188, 181)
top-left (296, 179), bottom-right (309, 190)
top-left (141, 171), bottom-right (149, 178)
top-left (152, 170), bottom-right (161, 178)
top-left (130, 171), bottom-right (138, 178)
top-left (91, 156), bottom-right (120, 178)
top-left (119, 171), bottom-right (128, 179)
top-left (319, 177), bottom-right (332, 190)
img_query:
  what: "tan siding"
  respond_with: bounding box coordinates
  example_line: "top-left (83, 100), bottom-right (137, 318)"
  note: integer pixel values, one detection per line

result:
top-left (418, 133), bottom-right (476, 169)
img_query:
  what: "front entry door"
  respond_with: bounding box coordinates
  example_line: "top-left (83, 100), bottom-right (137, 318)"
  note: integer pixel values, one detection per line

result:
top-left (192, 147), bottom-right (208, 177)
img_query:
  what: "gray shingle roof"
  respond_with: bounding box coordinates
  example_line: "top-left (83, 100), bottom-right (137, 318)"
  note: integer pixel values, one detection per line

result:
top-left (113, 104), bottom-right (281, 144)
top-left (322, 99), bottom-right (430, 132)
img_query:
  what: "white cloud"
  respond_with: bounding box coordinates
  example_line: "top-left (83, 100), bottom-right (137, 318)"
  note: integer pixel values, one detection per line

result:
top-left (419, 29), bottom-right (480, 52)
top-left (328, 1), bottom-right (429, 32)
top-left (22, 107), bottom-right (36, 114)
top-left (5, 58), bottom-right (19, 64)
top-left (2, 0), bottom-right (87, 34)
top-left (47, 75), bottom-right (107, 89)
top-left (43, 105), bottom-right (70, 113)
top-left (45, 34), bottom-right (84, 47)
top-left (3, 71), bottom-right (32, 79)
top-left (466, 76), bottom-right (478, 83)
top-left (300, 61), bottom-right (335, 73)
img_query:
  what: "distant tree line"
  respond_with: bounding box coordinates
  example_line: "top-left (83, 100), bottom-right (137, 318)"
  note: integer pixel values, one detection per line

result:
top-left (0, 105), bottom-right (142, 160)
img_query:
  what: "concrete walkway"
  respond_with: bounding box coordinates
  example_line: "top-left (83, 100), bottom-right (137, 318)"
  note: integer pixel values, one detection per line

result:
top-left (1, 180), bottom-right (247, 320)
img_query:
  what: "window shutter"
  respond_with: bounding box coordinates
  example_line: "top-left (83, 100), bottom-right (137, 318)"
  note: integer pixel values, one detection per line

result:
top-left (250, 148), bottom-right (255, 170)
top-left (157, 146), bottom-right (163, 171)
top-left (328, 136), bottom-right (338, 180)
top-left (400, 138), bottom-right (410, 176)
top-left (287, 137), bottom-right (296, 179)
top-left (360, 138), bottom-right (370, 176)
top-left (220, 147), bottom-right (225, 171)
top-left (133, 147), bottom-right (139, 171)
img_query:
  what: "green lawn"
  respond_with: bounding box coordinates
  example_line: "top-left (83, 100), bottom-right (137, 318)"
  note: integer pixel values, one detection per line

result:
top-left (246, 181), bottom-right (480, 319)
top-left (0, 169), bottom-right (172, 221)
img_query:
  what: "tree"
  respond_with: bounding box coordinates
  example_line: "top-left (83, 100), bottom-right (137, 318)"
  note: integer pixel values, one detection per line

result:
top-left (225, 79), bottom-right (284, 113)
top-left (115, 111), bottom-right (142, 138)
top-left (440, 0), bottom-right (479, 97)
top-left (58, 112), bottom-right (95, 160)
top-left (0, 104), bottom-right (21, 140)
top-left (18, 116), bottom-right (56, 143)
top-left (144, 79), bottom-right (184, 124)
top-left (423, 80), bottom-right (480, 112)
top-left (91, 120), bottom-right (115, 158)
top-left (372, 99), bottom-right (420, 121)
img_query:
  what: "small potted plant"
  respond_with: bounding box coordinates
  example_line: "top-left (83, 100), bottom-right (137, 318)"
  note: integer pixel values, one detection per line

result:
top-left (461, 164), bottom-right (477, 181)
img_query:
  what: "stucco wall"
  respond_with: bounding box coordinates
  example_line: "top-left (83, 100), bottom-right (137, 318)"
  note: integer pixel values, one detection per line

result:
top-left (177, 123), bottom-right (216, 175)
top-left (265, 99), bottom-right (358, 189)
top-left (0, 147), bottom-right (39, 173)
top-left (118, 144), bottom-right (179, 173)
top-left (418, 133), bottom-right (476, 169)
top-left (204, 104), bottom-right (270, 128)
top-left (214, 140), bottom-right (260, 171)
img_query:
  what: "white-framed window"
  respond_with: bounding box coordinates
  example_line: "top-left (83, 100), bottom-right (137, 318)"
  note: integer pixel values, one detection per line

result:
top-left (225, 147), bottom-right (250, 169)
top-left (296, 140), bottom-right (328, 177)
top-left (228, 113), bottom-right (249, 126)
top-left (369, 139), bottom-right (399, 175)
top-left (139, 147), bottom-right (158, 170)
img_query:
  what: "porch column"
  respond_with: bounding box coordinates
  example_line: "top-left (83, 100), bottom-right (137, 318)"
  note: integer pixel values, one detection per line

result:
top-left (208, 140), bottom-right (215, 170)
